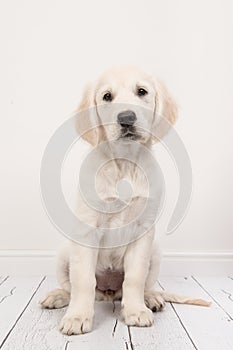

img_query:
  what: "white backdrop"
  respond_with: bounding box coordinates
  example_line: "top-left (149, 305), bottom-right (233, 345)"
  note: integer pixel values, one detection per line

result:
top-left (1, 1), bottom-right (233, 263)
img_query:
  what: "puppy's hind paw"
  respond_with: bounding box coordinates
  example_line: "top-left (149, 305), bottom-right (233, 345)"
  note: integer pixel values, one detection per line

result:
top-left (40, 289), bottom-right (70, 309)
top-left (144, 290), bottom-right (165, 312)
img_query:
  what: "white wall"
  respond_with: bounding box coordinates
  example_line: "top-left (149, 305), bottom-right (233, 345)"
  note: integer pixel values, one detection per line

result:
top-left (1, 1), bottom-right (233, 262)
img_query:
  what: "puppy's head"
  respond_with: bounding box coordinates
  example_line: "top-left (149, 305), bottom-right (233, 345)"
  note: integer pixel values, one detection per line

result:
top-left (76, 66), bottom-right (178, 146)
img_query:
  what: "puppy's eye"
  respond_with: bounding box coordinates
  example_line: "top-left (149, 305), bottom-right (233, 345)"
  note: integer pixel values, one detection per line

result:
top-left (137, 88), bottom-right (148, 97)
top-left (103, 92), bottom-right (113, 102)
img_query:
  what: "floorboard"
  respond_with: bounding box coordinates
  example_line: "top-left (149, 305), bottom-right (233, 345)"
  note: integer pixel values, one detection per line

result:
top-left (193, 276), bottom-right (233, 320)
top-left (1, 276), bottom-right (130, 350)
top-left (0, 276), bottom-right (44, 348)
top-left (159, 276), bottom-right (233, 350)
top-left (128, 282), bottom-right (195, 350)
top-left (0, 277), bottom-right (9, 287)
top-left (1, 276), bottom-right (233, 350)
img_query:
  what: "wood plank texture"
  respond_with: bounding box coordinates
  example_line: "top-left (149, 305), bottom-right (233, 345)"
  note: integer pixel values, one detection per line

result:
top-left (159, 276), bottom-right (233, 350)
top-left (0, 277), bottom-right (9, 287)
top-left (193, 276), bottom-right (233, 319)
top-left (128, 282), bottom-right (195, 350)
top-left (0, 276), bottom-right (44, 348)
top-left (1, 276), bottom-right (130, 350)
top-left (1, 276), bottom-right (233, 350)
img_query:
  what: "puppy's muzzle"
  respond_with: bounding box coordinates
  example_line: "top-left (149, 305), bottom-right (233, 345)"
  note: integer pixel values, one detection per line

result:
top-left (117, 110), bottom-right (137, 127)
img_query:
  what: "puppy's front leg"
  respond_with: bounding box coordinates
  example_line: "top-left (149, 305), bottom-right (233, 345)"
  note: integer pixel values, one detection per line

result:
top-left (60, 243), bottom-right (98, 335)
top-left (122, 232), bottom-right (154, 327)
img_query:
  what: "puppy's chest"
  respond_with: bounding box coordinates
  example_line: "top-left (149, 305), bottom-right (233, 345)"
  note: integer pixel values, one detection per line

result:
top-left (96, 246), bottom-right (126, 271)
top-left (97, 162), bottom-right (148, 200)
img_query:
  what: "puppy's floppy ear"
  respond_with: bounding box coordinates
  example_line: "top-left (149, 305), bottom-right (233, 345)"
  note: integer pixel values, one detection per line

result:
top-left (76, 82), bottom-right (105, 146)
top-left (152, 80), bottom-right (178, 142)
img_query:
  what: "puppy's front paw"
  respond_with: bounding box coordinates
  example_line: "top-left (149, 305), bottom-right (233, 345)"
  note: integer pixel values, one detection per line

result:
top-left (60, 313), bottom-right (93, 335)
top-left (122, 305), bottom-right (153, 327)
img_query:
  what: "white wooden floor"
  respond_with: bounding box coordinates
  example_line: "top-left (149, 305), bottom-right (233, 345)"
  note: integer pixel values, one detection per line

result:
top-left (0, 276), bottom-right (233, 350)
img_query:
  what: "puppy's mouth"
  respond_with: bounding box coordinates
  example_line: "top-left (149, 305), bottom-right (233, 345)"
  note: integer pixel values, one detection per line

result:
top-left (119, 126), bottom-right (139, 140)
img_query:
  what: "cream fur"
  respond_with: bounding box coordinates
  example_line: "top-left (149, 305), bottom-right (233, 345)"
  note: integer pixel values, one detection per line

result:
top-left (40, 66), bottom-right (210, 336)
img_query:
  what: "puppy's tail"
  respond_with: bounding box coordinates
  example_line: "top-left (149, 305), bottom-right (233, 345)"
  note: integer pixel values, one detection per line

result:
top-left (161, 291), bottom-right (211, 307)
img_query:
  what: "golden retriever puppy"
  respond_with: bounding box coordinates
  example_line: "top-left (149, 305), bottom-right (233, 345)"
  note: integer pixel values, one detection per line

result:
top-left (40, 66), bottom-right (210, 335)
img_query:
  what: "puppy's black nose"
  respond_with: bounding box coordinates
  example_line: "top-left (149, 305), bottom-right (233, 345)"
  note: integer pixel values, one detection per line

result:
top-left (117, 110), bottom-right (136, 127)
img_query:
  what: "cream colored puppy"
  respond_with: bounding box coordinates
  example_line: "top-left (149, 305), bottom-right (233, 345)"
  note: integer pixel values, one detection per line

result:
top-left (40, 66), bottom-right (210, 335)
